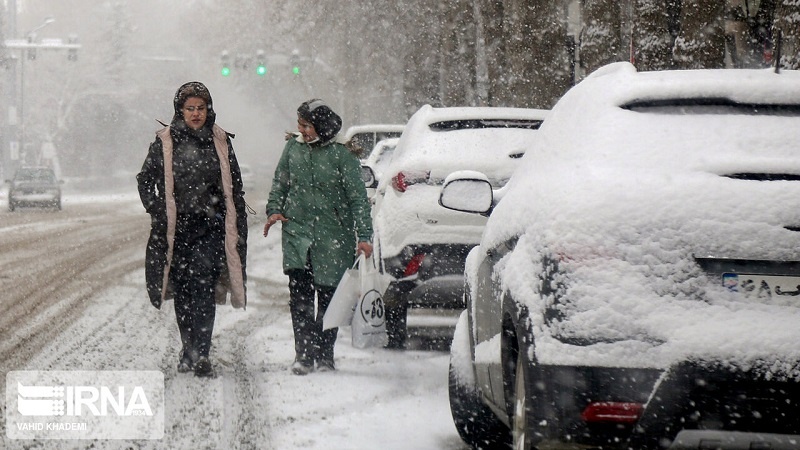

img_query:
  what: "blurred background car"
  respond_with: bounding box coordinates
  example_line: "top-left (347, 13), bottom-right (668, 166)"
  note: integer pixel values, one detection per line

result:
top-left (6, 166), bottom-right (62, 211)
top-left (238, 163), bottom-right (255, 194)
top-left (361, 137), bottom-right (398, 177)
top-left (361, 137), bottom-right (398, 201)
top-left (442, 62), bottom-right (800, 450)
top-left (372, 105), bottom-right (547, 349)
top-left (342, 123), bottom-right (405, 159)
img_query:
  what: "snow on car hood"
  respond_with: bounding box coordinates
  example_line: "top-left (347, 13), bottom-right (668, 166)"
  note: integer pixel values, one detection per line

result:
top-left (477, 63), bottom-right (800, 377)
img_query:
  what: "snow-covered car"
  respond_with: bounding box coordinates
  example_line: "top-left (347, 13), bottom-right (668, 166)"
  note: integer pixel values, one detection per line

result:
top-left (6, 166), bottom-right (62, 211)
top-left (342, 123), bottom-right (405, 159)
top-left (362, 137), bottom-right (398, 201)
top-left (373, 105), bottom-right (547, 348)
top-left (362, 137), bottom-right (398, 179)
top-left (442, 62), bottom-right (800, 449)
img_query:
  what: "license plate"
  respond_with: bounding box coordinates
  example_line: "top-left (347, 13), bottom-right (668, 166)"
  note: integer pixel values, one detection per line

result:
top-left (723, 273), bottom-right (800, 298)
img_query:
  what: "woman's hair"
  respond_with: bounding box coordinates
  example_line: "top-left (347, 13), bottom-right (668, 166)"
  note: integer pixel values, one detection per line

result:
top-left (174, 81), bottom-right (213, 112)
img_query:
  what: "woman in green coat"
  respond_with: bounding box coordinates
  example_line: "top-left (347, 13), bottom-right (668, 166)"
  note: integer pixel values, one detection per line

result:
top-left (264, 99), bottom-right (373, 375)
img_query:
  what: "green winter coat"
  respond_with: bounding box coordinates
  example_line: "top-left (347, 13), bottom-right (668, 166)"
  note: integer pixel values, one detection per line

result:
top-left (266, 136), bottom-right (373, 287)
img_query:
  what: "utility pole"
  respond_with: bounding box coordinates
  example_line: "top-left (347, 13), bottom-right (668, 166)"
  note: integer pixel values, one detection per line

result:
top-left (3, 0), bottom-right (18, 180)
top-left (2, 12), bottom-right (79, 179)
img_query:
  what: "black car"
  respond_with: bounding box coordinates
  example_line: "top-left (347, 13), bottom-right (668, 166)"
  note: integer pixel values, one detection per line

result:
top-left (7, 166), bottom-right (62, 211)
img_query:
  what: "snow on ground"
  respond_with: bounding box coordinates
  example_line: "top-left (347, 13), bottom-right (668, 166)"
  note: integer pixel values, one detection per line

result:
top-left (1, 192), bottom-right (466, 450)
top-left (242, 223), bottom-right (465, 450)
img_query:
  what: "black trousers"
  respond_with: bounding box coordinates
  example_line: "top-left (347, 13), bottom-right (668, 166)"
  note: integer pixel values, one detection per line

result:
top-left (171, 214), bottom-right (224, 359)
top-left (288, 265), bottom-right (337, 366)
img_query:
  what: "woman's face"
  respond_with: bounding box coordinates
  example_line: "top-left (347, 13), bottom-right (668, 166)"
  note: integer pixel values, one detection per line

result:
top-left (297, 117), bottom-right (319, 142)
top-left (182, 97), bottom-right (208, 130)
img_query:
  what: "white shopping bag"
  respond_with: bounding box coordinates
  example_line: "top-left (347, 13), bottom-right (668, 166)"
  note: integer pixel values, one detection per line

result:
top-left (322, 255), bottom-right (364, 331)
top-left (351, 252), bottom-right (391, 348)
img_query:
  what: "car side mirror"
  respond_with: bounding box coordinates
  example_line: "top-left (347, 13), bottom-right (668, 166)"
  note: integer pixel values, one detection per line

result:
top-left (361, 165), bottom-right (378, 189)
top-left (439, 171), bottom-right (494, 216)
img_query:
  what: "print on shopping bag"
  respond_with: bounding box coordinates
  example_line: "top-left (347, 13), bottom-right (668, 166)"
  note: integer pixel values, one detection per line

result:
top-left (358, 289), bottom-right (385, 328)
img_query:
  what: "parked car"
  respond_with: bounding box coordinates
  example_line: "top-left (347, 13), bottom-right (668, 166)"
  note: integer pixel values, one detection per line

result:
top-left (342, 123), bottom-right (405, 159)
top-left (372, 105), bottom-right (547, 348)
top-left (442, 62), bottom-right (800, 449)
top-left (6, 166), bottom-right (62, 211)
top-left (362, 137), bottom-right (399, 201)
top-left (362, 137), bottom-right (398, 177)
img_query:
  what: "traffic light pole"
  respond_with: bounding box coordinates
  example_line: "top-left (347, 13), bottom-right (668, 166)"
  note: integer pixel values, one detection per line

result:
top-left (2, 1), bottom-right (17, 181)
top-left (2, 36), bottom-right (79, 178)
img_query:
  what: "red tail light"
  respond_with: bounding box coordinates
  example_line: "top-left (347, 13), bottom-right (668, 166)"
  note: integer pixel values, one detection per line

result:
top-left (581, 402), bottom-right (643, 424)
top-left (391, 170), bottom-right (430, 192)
top-left (403, 253), bottom-right (426, 277)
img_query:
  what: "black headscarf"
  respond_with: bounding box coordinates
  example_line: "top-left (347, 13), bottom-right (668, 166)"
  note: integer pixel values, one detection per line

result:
top-left (297, 99), bottom-right (342, 145)
top-left (170, 81), bottom-right (216, 142)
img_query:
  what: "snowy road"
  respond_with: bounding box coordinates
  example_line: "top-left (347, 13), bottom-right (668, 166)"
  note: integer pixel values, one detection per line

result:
top-left (0, 192), bottom-right (469, 450)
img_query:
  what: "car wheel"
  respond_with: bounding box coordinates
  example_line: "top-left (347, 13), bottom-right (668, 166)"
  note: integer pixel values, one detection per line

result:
top-left (383, 285), bottom-right (408, 349)
top-left (449, 311), bottom-right (510, 449)
top-left (512, 350), bottom-right (531, 450)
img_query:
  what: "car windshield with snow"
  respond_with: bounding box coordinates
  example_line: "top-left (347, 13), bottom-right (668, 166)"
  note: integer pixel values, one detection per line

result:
top-left (442, 62), bottom-right (800, 450)
top-left (372, 105), bottom-right (547, 349)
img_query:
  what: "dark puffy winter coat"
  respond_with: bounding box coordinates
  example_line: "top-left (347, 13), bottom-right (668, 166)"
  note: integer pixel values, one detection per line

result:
top-left (266, 135), bottom-right (372, 287)
top-left (137, 124), bottom-right (248, 309)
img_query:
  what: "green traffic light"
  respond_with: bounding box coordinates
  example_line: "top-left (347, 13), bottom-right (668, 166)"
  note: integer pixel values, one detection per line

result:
top-left (292, 66), bottom-right (300, 75)
top-left (256, 64), bottom-right (267, 76)
top-left (221, 66), bottom-right (231, 77)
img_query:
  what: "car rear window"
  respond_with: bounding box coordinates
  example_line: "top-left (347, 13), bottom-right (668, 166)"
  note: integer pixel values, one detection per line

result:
top-left (429, 119), bottom-right (543, 131)
top-left (622, 98), bottom-right (800, 116)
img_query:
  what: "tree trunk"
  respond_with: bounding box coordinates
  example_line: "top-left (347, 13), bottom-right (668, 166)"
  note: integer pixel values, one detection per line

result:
top-left (580, 0), bottom-right (623, 76)
top-left (440, 0), bottom-right (477, 106)
top-left (673, 0), bottom-right (727, 68)
top-left (773, 0), bottom-right (800, 69)
top-left (483, 0), bottom-right (511, 106)
top-left (632, 0), bottom-right (676, 70)
top-left (505, 0), bottom-right (572, 109)
top-left (401, 2), bottom-right (443, 114)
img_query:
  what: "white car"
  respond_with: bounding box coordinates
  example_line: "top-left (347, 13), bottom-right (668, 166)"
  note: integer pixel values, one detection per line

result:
top-left (362, 137), bottom-right (399, 179)
top-left (372, 105), bottom-right (547, 348)
top-left (361, 137), bottom-right (399, 201)
top-left (441, 62), bottom-right (800, 449)
top-left (342, 123), bottom-right (405, 159)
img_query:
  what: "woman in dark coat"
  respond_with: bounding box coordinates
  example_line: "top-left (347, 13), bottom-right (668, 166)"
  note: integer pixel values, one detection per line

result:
top-left (264, 99), bottom-right (373, 375)
top-left (137, 81), bottom-right (247, 378)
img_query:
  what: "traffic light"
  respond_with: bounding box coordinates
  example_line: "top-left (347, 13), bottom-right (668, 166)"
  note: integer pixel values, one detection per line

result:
top-left (26, 33), bottom-right (36, 61)
top-left (220, 50), bottom-right (231, 77)
top-left (290, 52), bottom-right (300, 76)
top-left (255, 49), bottom-right (266, 76)
top-left (67, 34), bottom-right (78, 62)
